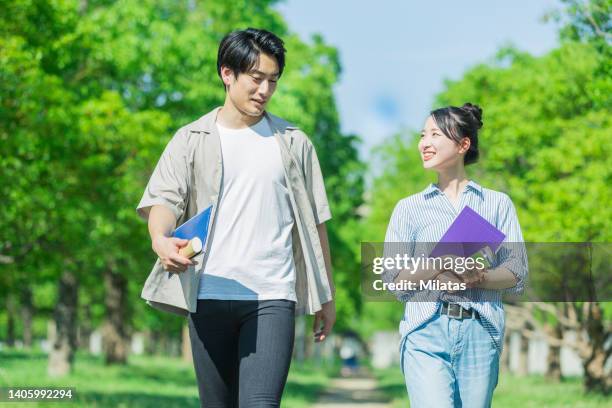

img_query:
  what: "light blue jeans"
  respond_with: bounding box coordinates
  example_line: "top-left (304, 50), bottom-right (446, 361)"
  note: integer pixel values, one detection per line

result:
top-left (400, 309), bottom-right (500, 408)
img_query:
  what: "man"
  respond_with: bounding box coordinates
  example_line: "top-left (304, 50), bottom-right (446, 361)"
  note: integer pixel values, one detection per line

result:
top-left (136, 28), bottom-right (336, 407)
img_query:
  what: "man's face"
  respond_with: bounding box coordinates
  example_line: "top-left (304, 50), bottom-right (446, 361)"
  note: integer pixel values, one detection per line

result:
top-left (221, 52), bottom-right (279, 117)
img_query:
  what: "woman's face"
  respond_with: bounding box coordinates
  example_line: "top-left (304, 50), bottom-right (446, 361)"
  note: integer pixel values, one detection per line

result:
top-left (418, 116), bottom-right (468, 170)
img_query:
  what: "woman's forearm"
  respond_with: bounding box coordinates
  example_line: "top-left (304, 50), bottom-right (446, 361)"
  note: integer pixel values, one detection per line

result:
top-left (476, 266), bottom-right (518, 290)
top-left (394, 264), bottom-right (444, 284)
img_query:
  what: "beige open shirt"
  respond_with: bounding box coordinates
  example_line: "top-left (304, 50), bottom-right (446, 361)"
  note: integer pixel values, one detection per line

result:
top-left (136, 107), bottom-right (333, 317)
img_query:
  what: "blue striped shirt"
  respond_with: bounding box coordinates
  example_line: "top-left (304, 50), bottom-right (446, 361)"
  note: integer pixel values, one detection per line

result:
top-left (383, 180), bottom-right (528, 351)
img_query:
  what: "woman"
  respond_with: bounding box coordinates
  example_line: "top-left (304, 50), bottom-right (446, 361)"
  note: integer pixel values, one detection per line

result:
top-left (383, 103), bottom-right (528, 407)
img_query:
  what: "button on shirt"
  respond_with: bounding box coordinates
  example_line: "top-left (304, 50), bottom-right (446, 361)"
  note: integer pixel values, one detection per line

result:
top-left (383, 180), bottom-right (528, 351)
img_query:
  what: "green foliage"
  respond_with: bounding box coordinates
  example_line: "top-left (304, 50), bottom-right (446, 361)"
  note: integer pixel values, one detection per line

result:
top-left (434, 41), bottom-right (611, 242)
top-left (0, 0), bottom-right (363, 338)
top-left (361, 0), bottom-right (611, 331)
top-left (544, 0), bottom-right (611, 48)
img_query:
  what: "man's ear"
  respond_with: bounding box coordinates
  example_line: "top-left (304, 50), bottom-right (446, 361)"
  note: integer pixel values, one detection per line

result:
top-left (220, 66), bottom-right (235, 87)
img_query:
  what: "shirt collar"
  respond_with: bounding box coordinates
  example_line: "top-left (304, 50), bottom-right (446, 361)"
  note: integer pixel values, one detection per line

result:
top-left (423, 180), bottom-right (484, 199)
top-left (188, 107), bottom-right (297, 135)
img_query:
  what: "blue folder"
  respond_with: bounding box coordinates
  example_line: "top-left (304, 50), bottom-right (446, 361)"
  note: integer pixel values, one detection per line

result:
top-left (172, 205), bottom-right (213, 255)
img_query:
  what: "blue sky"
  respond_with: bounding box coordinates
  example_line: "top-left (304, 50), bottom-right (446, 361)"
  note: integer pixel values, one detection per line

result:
top-left (276, 0), bottom-right (561, 158)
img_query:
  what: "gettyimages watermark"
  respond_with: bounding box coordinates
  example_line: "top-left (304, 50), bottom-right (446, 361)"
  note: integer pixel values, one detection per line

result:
top-left (361, 242), bottom-right (611, 302)
top-left (372, 251), bottom-right (489, 292)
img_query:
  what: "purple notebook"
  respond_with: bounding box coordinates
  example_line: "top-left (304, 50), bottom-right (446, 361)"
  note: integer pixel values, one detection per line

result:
top-left (429, 206), bottom-right (506, 258)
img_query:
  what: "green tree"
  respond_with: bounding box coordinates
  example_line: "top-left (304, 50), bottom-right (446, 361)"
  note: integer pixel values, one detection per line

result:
top-left (1, 0), bottom-right (363, 373)
top-left (362, 0), bottom-right (610, 393)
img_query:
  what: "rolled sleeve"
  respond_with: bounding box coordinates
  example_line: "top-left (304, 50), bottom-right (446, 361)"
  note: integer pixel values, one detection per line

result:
top-left (383, 203), bottom-right (416, 300)
top-left (136, 128), bottom-right (190, 221)
top-left (303, 139), bottom-right (332, 224)
top-left (496, 195), bottom-right (529, 295)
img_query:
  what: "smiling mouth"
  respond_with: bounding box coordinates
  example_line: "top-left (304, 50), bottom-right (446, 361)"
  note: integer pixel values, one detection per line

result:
top-left (422, 152), bottom-right (436, 161)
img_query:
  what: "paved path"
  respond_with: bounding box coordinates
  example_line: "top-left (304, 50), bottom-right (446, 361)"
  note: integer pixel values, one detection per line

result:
top-left (311, 375), bottom-right (392, 408)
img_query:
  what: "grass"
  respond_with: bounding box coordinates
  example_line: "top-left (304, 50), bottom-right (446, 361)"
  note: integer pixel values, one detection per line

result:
top-left (0, 348), bottom-right (335, 408)
top-left (374, 366), bottom-right (611, 408)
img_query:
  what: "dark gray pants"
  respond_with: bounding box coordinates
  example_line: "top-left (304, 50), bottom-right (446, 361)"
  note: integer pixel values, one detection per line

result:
top-left (187, 299), bottom-right (296, 408)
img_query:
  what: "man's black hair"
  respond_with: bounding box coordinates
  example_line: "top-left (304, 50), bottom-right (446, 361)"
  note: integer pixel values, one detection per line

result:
top-left (217, 28), bottom-right (286, 85)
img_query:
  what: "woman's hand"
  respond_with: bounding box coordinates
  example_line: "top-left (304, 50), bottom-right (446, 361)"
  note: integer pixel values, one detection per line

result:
top-left (152, 235), bottom-right (194, 273)
top-left (439, 254), bottom-right (486, 288)
top-left (455, 267), bottom-right (487, 288)
top-left (435, 271), bottom-right (464, 292)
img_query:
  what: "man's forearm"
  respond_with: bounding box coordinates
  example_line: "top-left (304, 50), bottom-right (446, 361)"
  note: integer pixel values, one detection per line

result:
top-left (316, 223), bottom-right (335, 297)
top-left (148, 205), bottom-right (177, 241)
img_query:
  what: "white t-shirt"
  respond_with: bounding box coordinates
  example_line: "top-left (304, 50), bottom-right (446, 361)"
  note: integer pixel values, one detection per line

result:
top-left (197, 118), bottom-right (297, 301)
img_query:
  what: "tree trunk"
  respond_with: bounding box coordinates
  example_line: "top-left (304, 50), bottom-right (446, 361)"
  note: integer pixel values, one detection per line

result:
top-left (582, 302), bottom-right (610, 395)
top-left (78, 305), bottom-right (93, 351)
top-left (182, 323), bottom-right (193, 363)
top-left (145, 330), bottom-right (157, 355)
top-left (48, 270), bottom-right (78, 377)
top-left (517, 323), bottom-right (531, 376)
top-left (6, 295), bottom-right (16, 347)
top-left (20, 286), bottom-right (34, 348)
top-left (102, 269), bottom-right (129, 365)
top-left (304, 329), bottom-right (314, 360)
top-left (545, 322), bottom-right (563, 381)
top-left (158, 332), bottom-right (173, 356)
top-left (293, 316), bottom-right (306, 363)
top-left (501, 330), bottom-right (511, 373)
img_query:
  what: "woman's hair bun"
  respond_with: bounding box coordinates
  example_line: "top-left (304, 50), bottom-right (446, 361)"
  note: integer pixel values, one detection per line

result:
top-left (461, 103), bottom-right (483, 129)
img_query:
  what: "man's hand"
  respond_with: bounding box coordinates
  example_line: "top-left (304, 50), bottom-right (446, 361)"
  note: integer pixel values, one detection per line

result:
top-left (313, 299), bottom-right (336, 342)
top-left (152, 235), bottom-right (194, 273)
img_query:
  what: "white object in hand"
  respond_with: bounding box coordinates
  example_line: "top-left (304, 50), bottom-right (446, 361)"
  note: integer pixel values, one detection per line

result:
top-left (179, 237), bottom-right (203, 259)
